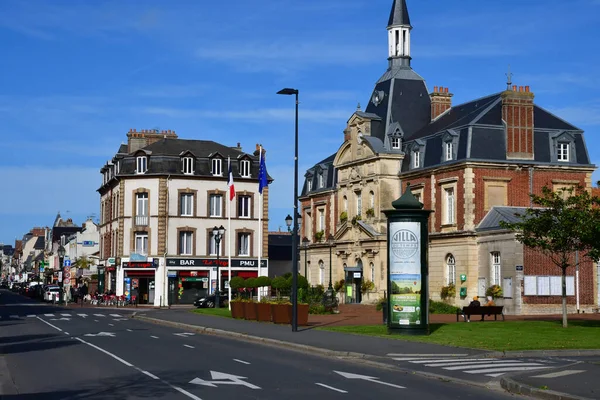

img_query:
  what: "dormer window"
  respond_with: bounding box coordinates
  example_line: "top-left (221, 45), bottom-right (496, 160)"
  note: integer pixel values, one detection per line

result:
top-left (413, 151), bottom-right (420, 168)
top-left (318, 172), bottom-right (324, 188)
top-left (240, 160), bottom-right (250, 177)
top-left (136, 156), bottom-right (147, 174)
top-left (557, 143), bottom-right (569, 162)
top-left (445, 142), bottom-right (454, 161)
top-left (182, 157), bottom-right (194, 175)
top-left (308, 180), bottom-right (313, 192)
top-left (211, 158), bottom-right (222, 176)
top-left (391, 137), bottom-right (401, 149)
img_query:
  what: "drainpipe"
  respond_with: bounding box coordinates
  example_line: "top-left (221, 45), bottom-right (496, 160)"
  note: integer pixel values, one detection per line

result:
top-left (164, 175), bottom-right (171, 308)
top-left (576, 250), bottom-right (580, 313)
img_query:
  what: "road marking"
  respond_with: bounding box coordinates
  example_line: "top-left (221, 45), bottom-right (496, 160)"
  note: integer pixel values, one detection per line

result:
top-left (409, 358), bottom-right (483, 364)
top-left (531, 370), bottom-right (586, 378)
top-left (50, 318), bottom-right (71, 321)
top-left (466, 366), bottom-right (551, 375)
top-left (114, 318), bottom-right (128, 321)
top-left (27, 314), bottom-right (36, 318)
top-left (36, 317), bottom-right (63, 332)
top-left (174, 332), bottom-right (195, 337)
top-left (75, 337), bottom-right (132, 366)
top-left (94, 314), bottom-right (105, 317)
top-left (190, 371), bottom-right (261, 390)
top-left (94, 320), bottom-right (99, 322)
top-left (151, 335), bottom-right (159, 339)
top-left (316, 383), bottom-right (347, 393)
top-left (61, 313), bottom-right (71, 317)
top-left (233, 359), bottom-right (250, 365)
top-left (110, 314), bottom-right (123, 317)
top-left (443, 362), bottom-right (544, 371)
top-left (108, 323), bottom-right (114, 326)
top-left (44, 313), bottom-right (55, 317)
top-left (334, 371), bottom-right (405, 389)
top-left (388, 353), bottom-right (469, 357)
top-left (84, 332), bottom-right (116, 337)
top-left (135, 367), bottom-right (159, 380)
top-left (64, 332), bottom-right (70, 335)
top-left (9, 315), bottom-right (19, 318)
top-left (78, 314), bottom-right (88, 318)
top-left (170, 385), bottom-right (203, 400)
top-left (424, 360), bottom-right (530, 367)
top-left (126, 329), bottom-right (133, 332)
top-left (184, 344), bottom-right (195, 349)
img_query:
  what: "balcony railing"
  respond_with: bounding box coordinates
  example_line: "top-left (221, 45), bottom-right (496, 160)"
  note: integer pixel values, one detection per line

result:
top-left (135, 215), bottom-right (149, 226)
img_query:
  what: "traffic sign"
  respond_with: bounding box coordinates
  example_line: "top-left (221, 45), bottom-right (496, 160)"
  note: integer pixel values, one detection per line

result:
top-left (64, 259), bottom-right (71, 267)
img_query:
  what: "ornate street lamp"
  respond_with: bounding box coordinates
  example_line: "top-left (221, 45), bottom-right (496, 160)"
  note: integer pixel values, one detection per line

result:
top-left (213, 225), bottom-right (225, 308)
top-left (57, 245), bottom-right (65, 304)
top-left (285, 214), bottom-right (293, 232)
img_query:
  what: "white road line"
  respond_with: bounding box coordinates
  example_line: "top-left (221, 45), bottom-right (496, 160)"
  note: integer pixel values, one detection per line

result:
top-left (126, 329), bottom-right (133, 332)
top-left (36, 317), bottom-right (62, 332)
top-left (27, 314), bottom-right (36, 318)
top-left (410, 358), bottom-right (483, 364)
top-left (64, 332), bottom-right (70, 335)
top-left (135, 367), bottom-right (159, 380)
top-left (183, 344), bottom-right (195, 349)
top-left (61, 313), bottom-right (71, 317)
top-left (110, 314), bottom-right (122, 317)
top-left (316, 383), bottom-right (348, 393)
top-left (233, 359), bottom-right (251, 365)
top-left (531, 370), bottom-right (587, 378)
top-left (465, 366), bottom-right (551, 374)
top-left (94, 320), bottom-right (99, 322)
top-left (150, 335), bottom-right (159, 339)
top-left (108, 323), bottom-right (114, 326)
top-left (9, 315), bottom-right (19, 318)
top-left (424, 360), bottom-right (524, 367)
top-left (74, 337), bottom-right (133, 366)
top-left (78, 314), bottom-right (88, 318)
top-left (94, 314), bottom-right (105, 317)
top-left (170, 385), bottom-right (203, 400)
top-left (44, 313), bottom-right (55, 317)
top-left (388, 353), bottom-right (469, 357)
top-left (443, 362), bottom-right (544, 371)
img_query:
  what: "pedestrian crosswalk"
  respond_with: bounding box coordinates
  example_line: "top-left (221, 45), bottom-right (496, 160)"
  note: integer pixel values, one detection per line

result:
top-left (387, 354), bottom-right (554, 377)
top-left (0, 313), bottom-right (127, 321)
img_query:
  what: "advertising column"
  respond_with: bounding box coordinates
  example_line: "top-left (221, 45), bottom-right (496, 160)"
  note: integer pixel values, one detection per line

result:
top-left (383, 183), bottom-right (432, 336)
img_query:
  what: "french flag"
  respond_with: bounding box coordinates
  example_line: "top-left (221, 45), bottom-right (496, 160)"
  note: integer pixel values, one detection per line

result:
top-left (228, 159), bottom-right (235, 201)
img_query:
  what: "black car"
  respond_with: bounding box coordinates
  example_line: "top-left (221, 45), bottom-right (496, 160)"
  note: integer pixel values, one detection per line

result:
top-left (194, 292), bottom-right (228, 308)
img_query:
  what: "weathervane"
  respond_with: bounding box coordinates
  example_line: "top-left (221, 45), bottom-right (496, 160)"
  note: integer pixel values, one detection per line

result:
top-left (506, 64), bottom-right (513, 90)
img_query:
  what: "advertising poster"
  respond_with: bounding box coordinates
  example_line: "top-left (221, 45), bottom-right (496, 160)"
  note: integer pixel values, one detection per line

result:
top-left (124, 278), bottom-right (131, 301)
top-left (389, 221), bottom-right (422, 326)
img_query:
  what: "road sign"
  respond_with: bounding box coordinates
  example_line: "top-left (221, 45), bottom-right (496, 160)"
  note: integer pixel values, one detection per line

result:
top-left (64, 259), bottom-right (71, 267)
top-left (190, 371), bottom-right (261, 390)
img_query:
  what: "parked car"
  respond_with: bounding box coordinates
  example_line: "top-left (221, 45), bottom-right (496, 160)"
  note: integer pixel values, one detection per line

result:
top-left (194, 291), bottom-right (229, 308)
top-left (44, 286), bottom-right (61, 302)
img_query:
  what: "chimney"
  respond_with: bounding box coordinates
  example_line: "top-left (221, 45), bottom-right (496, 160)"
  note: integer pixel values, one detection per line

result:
top-left (127, 128), bottom-right (178, 153)
top-left (502, 84), bottom-right (535, 160)
top-left (430, 85), bottom-right (453, 120)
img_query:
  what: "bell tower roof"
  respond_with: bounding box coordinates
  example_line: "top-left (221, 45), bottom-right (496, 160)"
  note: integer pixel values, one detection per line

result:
top-left (388, 0), bottom-right (411, 28)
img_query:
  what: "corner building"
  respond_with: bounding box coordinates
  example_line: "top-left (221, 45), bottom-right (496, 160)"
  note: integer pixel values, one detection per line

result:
top-left (98, 129), bottom-right (270, 306)
top-left (300, 0), bottom-right (598, 314)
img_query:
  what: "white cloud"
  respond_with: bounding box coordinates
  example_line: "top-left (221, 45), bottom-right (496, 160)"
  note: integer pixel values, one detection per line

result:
top-left (0, 166), bottom-right (99, 216)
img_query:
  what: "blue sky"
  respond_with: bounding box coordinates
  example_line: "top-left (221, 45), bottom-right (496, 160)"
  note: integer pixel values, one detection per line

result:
top-left (1, 0), bottom-right (599, 245)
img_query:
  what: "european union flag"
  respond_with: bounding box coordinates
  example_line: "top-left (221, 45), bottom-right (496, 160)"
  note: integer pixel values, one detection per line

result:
top-left (258, 151), bottom-right (268, 194)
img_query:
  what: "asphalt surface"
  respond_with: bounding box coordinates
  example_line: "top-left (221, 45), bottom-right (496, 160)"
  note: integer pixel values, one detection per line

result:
top-left (0, 290), bottom-right (518, 399)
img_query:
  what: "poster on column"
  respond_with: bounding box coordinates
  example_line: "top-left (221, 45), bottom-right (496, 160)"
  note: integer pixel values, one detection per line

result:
top-left (389, 221), bottom-right (422, 326)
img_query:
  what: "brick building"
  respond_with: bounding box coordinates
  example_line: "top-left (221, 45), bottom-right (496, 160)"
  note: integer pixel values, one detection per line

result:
top-left (299, 0), bottom-right (598, 313)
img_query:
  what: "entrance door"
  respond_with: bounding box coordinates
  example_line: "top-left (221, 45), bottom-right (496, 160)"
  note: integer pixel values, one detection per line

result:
top-left (168, 277), bottom-right (177, 305)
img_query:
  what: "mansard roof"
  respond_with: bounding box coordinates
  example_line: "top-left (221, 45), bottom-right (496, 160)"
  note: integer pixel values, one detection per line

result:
top-left (301, 153), bottom-right (337, 197)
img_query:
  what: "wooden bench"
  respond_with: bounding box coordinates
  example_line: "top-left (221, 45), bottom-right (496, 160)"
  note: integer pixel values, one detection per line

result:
top-left (456, 306), bottom-right (504, 322)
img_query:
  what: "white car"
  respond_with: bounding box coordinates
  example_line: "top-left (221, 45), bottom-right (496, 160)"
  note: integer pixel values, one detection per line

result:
top-left (44, 286), bottom-right (61, 302)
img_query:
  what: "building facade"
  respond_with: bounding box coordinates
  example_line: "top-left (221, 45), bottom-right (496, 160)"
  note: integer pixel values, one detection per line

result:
top-left (98, 129), bottom-right (271, 306)
top-left (300, 0), bottom-right (598, 313)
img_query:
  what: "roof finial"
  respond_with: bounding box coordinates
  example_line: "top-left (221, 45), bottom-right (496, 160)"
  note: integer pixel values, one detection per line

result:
top-left (356, 102), bottom-right (361, 111)
top-left (506, 64), bottom-right (513, 90)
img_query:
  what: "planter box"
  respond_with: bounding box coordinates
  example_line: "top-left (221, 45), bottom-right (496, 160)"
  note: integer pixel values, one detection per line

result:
top-left (230, 302), bottom-right (245, 319)
top-left (271, 304), bottom-right (292, 324)
top-left (298, 303), bottom-right (309, 326)
top-left (243, 302), bottom-right (258, 321)
top-left (256, 302), bottom-right (271, 322)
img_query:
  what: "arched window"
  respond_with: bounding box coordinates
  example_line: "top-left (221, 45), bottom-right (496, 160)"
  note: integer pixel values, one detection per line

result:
top-left (369, 191), bottom-right (375, 208)
top-left (343, 196), bottom-right (348, 212)
top-left (491, 252), bottom-right (501, 286)
top-left (319, 260), bottom-right (324, 285)
top-left (446, 254), bottom-right (456, 285)
top-left (370, 262), bottom-right (375, 282)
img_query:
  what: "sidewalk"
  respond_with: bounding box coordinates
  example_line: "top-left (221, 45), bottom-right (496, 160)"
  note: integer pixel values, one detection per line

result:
top-left (133, 304), bottom-right (600, 400)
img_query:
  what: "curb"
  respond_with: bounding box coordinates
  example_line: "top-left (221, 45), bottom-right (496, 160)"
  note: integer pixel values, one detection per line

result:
top-left (500, 376), bottom-right (593, 400)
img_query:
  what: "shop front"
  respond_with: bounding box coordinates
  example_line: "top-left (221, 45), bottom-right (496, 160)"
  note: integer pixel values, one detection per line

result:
top-left (123, 259), bottom-right (158, 305)
top-left (165, 258), bottom-right (267, 305)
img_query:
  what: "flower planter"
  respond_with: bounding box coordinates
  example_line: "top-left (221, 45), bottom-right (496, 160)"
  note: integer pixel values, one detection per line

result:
top-left (243, 302), bottom-right (258, 321)
top-left (271, 304), bottom-right (292, 324)
top-left (230, 301), bottom-right (245, 319)
top-left (297, 303), bottom-right (309, 326)
top-left (256, 303), bottom-right (272, 322)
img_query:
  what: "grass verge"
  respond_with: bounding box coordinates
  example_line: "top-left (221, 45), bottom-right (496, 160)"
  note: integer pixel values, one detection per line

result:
top-left (191, 308), bottom-right (232, 318)
top-left (319, 320), bottom-right (600, 351)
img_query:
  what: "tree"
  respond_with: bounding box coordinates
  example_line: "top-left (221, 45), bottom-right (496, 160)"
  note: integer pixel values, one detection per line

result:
top-left (74, 256), bottom-right (94, 270)
top-left (500, 185), bottom-right (600, 328)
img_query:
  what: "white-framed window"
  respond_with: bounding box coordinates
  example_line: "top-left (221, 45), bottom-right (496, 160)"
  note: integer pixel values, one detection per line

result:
top-left (179, 231), bottom-right (193, 255)
top-left (134, 232), bottom-right (148, 255)
top-left (557, 143), bottom-right (569, 162)
top-left (491, 252), bottom-right (501, 285)
top-left (211, 158), bottom-right (222, 176)
top-left (318, 172), bottom-right (324, 188)
top-left (356, 191), bottom-right (362, 216)
top-left (369, 191), bottom-right (375, 208)
top-left (136, 193), bottom-right (148, 226)
top-left (240, 160), bottom-right (250, 177)
top-left (524, 275), bottom-right (575, 296)
top-left (318, 209), bottom-right (325, 231)
top-left (182, 157), bottom-right (194, 174)
top-left (136, 156), bottom-right (147, 174)
top-left (180, 194), bottom-right (193, 216)
top-left (208, 233), bottom-right (223, 256)
top-left (319, 260), bottom-right (324, 285)
top-left (370, 262), bottom-right (375, 283)
top-left (446, 254), bottom-right (456, 285)
top-left (444, 187), bottom-right (455, 225)
top-left (238, 233), bottom-right (250, 256)
top-left (445, 142), bottom-right (454, 161)
top-left (413, 151), bottom-right (420, 168)
top-left (391, 137), bottom-right (401, 149)
top-left (238, 196), bottom-right (251, 218)
top-left (343, 196), bottom-right (348, 212)
top-left (209, 194), bottom-right (222, 217)
top-left (307, 179), bottom-right (313, 192)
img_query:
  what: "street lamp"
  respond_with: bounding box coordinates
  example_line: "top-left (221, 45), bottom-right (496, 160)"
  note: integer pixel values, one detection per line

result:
top-left (277, 87), bottom-right (300, 332)
top-left (285, 214), bottom-right (293, 233)
top-left (57, 245), bottom-right (65, 304)
top-left (302, 237), bottom-right (310, 278)
top-left (212, 225), bottom-right (225, 309)
top-left (327, 234), bottom-right (335, 292)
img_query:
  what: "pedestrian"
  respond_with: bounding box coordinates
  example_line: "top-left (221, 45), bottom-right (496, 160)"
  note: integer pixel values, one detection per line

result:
top-left (463, 296), bottom-right (481, 322)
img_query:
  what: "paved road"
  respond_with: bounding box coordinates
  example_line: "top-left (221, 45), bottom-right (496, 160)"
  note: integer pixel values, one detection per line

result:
top-left (1, 290), bottom-right (517, 399)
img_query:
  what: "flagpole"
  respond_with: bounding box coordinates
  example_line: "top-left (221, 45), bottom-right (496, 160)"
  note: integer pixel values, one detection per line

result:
top-left (257, 146), bottom-right (263, 302)
top-left (228, 157), bottom-right (232, 310)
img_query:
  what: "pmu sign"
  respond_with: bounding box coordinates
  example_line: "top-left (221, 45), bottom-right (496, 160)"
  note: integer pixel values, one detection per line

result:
top-left (166, 258), bottom-right (268, 268)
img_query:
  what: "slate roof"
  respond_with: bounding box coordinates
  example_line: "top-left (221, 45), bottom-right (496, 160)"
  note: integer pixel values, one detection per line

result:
top-left (477, 206), bottom-right (531, 231)
top-left (33, 236), bottom-right (45, 250)
top-left (52, 226), bottom-right (82, 243)
top-left (388, 0), bottom-right (411, 27)
top-left (357, 221), bottom-right (384, 236)
top-left (301, 153), bottom-right (337, 197)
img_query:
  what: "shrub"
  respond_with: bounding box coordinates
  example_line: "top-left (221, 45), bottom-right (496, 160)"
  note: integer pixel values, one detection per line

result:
top-left (255, 276), bottom-right (271, 288)
top-left (361, 280), bottom-right (375, 294)
top-left (375, 297), bottom-right (386, 311)
top-left (333, 279), bottom-right (345, 293)
top-left (429, 299), bottom-right (461, 314)
top-left (244, 278), bottom-right (257, 289)
top-left (229, 276), bottom-right (245, 291)
top-left (351, 215), bottom-right (362, 225)
top-left (340, 211), bottom-right (348, 223)
top-left (297, 274), bottom-right (309, 290)
top-left (365, 208), bottom-right (375, 217)
top-left (309, 304), bottom-right (333, 315)
top-left (315, 230), bottom-right (325, 242)
top-left (486, 284), bottom-right (503, 299)
top-left (440, 283), bottom-right (456, 300)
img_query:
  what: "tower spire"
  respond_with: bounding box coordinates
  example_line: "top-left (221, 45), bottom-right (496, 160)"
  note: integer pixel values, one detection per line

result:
top-left (387, 0), bottom-right (412, 67)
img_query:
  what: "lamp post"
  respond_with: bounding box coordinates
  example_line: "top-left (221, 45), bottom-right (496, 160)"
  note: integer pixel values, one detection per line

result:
top-left (57, 245), bottom-right (65, 304)
top-left (213, 225), bottom-right (225, 309)
top-left (285, 214), bottom-right (292, 233)
top-left (277, 87), bottom-right (300, 332)
top-left (327, 234), bottom-right (334, 292)
top-left (302, 237), bottom-right (310, 278)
